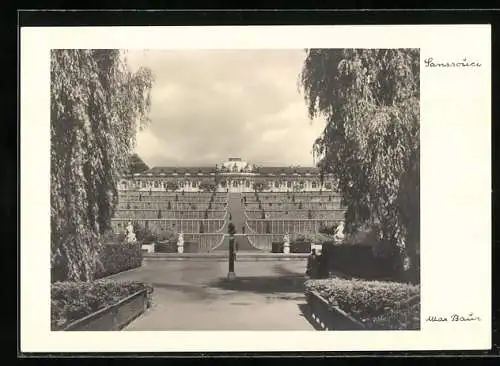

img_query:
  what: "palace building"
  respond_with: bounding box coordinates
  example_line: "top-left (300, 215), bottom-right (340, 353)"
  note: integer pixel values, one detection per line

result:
top-left (119, 157), bottom-right (336, 193)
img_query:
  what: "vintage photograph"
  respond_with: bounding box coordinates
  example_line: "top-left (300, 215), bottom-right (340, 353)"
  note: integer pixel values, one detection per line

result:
top-left (49, 48), bottom-right (420, 332)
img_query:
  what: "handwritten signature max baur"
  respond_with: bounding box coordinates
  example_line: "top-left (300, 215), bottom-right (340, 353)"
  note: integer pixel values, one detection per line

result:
top-left (425, 313), bottom-right (482, 323)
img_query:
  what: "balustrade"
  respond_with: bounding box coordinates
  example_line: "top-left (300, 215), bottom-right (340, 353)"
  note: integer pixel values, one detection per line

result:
top-left (246, 219), bottom-right (340, 234)
top-left (111, 218), bottom-right (225, 234)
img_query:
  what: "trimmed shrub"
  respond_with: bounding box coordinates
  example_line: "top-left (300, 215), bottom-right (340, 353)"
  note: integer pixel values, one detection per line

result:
top-left (322, 242), bottom-right (404, 281)
top-left (290, 241), bottom-right (311, 253)
top-left (155, 241), bottom-right (177, 253)
top-left (134, 224), bottom-right (156, 244)
top-left (305, 277), bottom-right (420, 330)
top-left (156, 241), bottom-right (199, 253)
top-left (157, 230), bottom-right (176, 242)
top-left (102, 230), bottom-right (126, 244)
top-left (95, 242), bottom-right (143, 279)
top-left (51, 280), bottom-right (153, 330)
top-left (319, 222), bottom-right (337, 235)
top-left (271, 241), bottom-right (284, 253)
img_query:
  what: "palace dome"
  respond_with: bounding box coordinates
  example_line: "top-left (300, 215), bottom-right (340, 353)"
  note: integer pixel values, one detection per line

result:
top-left (221, 157), bottom-right (252, 172)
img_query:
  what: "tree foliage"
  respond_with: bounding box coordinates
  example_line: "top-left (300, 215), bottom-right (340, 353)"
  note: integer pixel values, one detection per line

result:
top-left (51, 49), bottom-right (154, 282)
top-left (300, 49), bottom-right (419, 259)
top-left (128, 153), bottom-right (149, 174)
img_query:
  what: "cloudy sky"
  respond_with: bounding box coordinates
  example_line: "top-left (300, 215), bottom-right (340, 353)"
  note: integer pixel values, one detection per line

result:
top-left (126, 49), bottom-right (326, 168)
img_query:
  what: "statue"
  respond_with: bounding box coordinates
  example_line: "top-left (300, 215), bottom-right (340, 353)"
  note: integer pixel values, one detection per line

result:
top-left (125, 221), bottom-right (137, 243)
top-left (334, 220), bottom-right (345, 243)
top-left (177, 231), bottom-right (184, 253)
top-left (283, 233), bottom-right (290, 254)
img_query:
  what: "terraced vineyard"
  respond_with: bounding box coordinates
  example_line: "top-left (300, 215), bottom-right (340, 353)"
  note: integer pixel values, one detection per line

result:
top-left (243, 192), bottom-right (347, 252)
top-left (112, 191), bottom-right (228, 252)
top-left (112, 189), bottom-right (346, 253)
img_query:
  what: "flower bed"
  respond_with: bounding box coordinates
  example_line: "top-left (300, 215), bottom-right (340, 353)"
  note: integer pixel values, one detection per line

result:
top-left (305, 277), bottom-right (420, 330)
top-left (51, 280), bottom-right (153, 331)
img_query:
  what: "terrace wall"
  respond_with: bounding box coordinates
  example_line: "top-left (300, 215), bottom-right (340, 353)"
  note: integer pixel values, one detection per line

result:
top-left (114, 209), bottom-right (226, 220)
top-left (245, 209), bottom-right (345, 220)
top-left (111, 218), bottom-right (225, 234)
top-left (247, 219), bottom-right (340, 234)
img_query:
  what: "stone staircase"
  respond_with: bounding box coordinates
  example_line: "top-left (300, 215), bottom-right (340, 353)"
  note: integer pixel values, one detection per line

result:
top-left (215, 193), bottom-right (259, 252)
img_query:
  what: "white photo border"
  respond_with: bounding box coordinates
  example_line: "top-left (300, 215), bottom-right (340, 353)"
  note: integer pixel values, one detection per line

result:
top-left (20, 25), bottom-right (491, 352)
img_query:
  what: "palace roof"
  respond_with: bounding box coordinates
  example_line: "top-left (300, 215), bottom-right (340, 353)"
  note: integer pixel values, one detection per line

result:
top-left (253, 166), bottom-right (320, 175)
top-left (133, 165), bottom-right (322, 177)
top-left (142, 166), bottom-right (216, 175)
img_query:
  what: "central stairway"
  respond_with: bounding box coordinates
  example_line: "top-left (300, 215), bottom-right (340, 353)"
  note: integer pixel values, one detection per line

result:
top-left (215, 192), bottom-right (259, 252)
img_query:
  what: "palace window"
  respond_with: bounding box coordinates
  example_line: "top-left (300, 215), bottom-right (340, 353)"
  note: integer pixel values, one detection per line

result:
top-left (312, 181), bottom-right (317, 189)
top-left (233, 180), bottom-right (238, 187)
top-left (154, 181), bottom-right (159, 188)
top-left (275, 181), bottom-right (280, 188)
top-left (245, 180), bottom-right (250, 188)
top-left (287, 181), bottom-right (292, 188)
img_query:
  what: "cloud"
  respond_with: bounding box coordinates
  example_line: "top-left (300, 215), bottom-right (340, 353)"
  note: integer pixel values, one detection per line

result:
top-left (127, 49), bottom-right (326, 167)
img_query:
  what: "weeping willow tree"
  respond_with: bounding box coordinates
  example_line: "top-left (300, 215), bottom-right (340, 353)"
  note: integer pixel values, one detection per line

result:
top-left (300, 49), bottom-right (420, 266)
top-left (51, 49), bottom-right (154, 282)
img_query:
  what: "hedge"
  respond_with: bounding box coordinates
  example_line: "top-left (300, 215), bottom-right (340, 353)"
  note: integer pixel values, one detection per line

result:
top-left (290, 241), bottom-right (311, 253)
top-left (305, 277), bottom-right (420, 330)
top-left (154, 240), bottom-right (199, 253)
top-left (321, 242), bottom-right (404, 281)
top-left (271, 242), bottom-right (283, 253)
top-left (51, 280), bottom-right (153, 330)
top-left (95, 242), bottom-right (143, 279)
top-left (271, 241), bottom-right (311, 253)
top-left (154, 241), bottom-right (177, 253)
